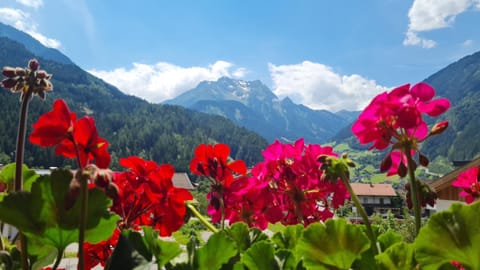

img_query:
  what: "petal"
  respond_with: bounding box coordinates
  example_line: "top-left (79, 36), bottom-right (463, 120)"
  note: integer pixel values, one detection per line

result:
top-left (214, 143), bottom-right (230, 162)
top-left (228, 160), bottom-right (247, 175)
top-left (418, 98), bottom-right (450, 116)
top-left (411, 82), bottom-right (435, 101)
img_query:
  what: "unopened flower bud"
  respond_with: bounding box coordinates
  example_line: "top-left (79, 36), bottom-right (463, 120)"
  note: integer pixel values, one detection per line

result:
top-left (398, 162), bottom-right (407, 178)
top-left (105, 182), bottom-right (120, 199)
top-left (36, 70), bottom-right (47, 79)
top-left (2, 67), bottom-right (16, 77)
top-left (95, 169), bottom-right (114, 188)
top-left (430, 121), bottom-right (449, 136)
top-left (419, 153), bottom-right (429, 167)
top-left (380, 155), bottom-right (392, 172)
top-left (2, 78), bottom-right (18, 89)
top-left (28, 59), bottom-right (39, 71)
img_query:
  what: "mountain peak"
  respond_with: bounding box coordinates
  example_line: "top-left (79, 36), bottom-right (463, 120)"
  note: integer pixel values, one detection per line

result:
top-left (0, 22), bottom-right (73, 65)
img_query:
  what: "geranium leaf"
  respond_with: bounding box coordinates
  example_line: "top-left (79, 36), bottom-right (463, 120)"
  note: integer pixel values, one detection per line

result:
top-left (297, 219), bottom-right (370, 270)
top-left (275, 249), bottom-right (302, 270)
top-left (196, 231), bottom-right (237, 270)
top-left (142, 226), bottom-right (182, 267)
top-left (415, 202), bottom-right (480, 269)
top-left (272, 224), bottom-right (303, 250)
top-left (375, 242), bottom-right (416, 270)
top-left (241, 241), bottom-right (278, 270)
top-left (106, 233), bottom-right (151, 270)
top-left (0, 168), bottom-right (118, 263)
top-left (377, 230), bottom-right (403, 252)
top-left (0, 163), bottom-right (39, 191)
top-left (226, 222), bottom-right (268, 253)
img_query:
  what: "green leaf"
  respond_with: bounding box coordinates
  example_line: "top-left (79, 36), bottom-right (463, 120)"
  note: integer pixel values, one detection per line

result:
top-left (143, 226), bottom-right (182, 268)
top-left (272, 224), bottom-right (303, 250)
top-left (226, 222), bottom-right (268, 253)
top-left (377, 230), bottom-right (403, 252)
top-left (275, 249), bottom-right (301, 270)
top-left (375, 242), bottom-right (416, 270)
top-left (415, 202), bottom-right (480, 269)
top-left (297, 219), bottom-right (370, 270)
top-left (106, 233), bottom-right (151, 270)
top-left (0, 163), bottom-right (39, 191)
top-left (196, 231), bottom-right (237, 270)
top-left (241, 241), bottom-right (278, 270)
top-left (0, 168), bottom-right (119, 264)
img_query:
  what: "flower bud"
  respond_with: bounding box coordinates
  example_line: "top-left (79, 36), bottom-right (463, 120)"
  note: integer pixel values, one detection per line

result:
top-left (2, 67), bottom-right (16, 77)
top-left (36, 70), bottom-right (47, 79)
top-left (28, 59), bottom-right (39, 71)
top-left (2, 78), bottom-right (18, 89)
top-left (419, 153), bottom-right (429, 167)
top-left (380, 155), bottom-right (392, 172)
top-left (105, 182), bottom-right (120, 199)
top-left (398, 162), bottom-right (407, 178)
top-left (430, 121), bottom-right (448, 136)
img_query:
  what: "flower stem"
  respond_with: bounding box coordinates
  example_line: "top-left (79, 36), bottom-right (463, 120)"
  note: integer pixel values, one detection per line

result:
top-left (339, 171), bottom-right (379, 255)
top-left (77, 171), bottom-right (89, 270)
top-left (15, 77), bottom-right (34, 270)
top-left (51, 247), bottom-right (65, 270)
top-left (186, 203), bottom-right (219, 233)
top-left (404, 146), bottom-right (422, 236)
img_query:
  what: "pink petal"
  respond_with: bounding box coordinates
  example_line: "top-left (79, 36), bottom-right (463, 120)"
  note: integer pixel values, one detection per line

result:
top-left (418, 98), bottom-right (450, 116)
top-left (411, 82), bottom-right (435, 101)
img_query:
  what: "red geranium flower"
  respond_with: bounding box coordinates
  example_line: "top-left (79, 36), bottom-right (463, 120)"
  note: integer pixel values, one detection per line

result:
top-left (55, 117), bottom-right (111, 168)
top-left (112, 157), bottom-right (193, 236)
top-left (29, 99), bottom-right (75, 147)
top-left (30, 99), bottom-right (111, 168)
top-left (83, 228), bottom-right (120, 270)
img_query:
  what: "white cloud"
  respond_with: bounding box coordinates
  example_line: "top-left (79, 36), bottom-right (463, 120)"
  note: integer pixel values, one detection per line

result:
top-left (404, 0), bottom-right (479, 48)
top-left (88, 61), bottom-right (247, 103)
top-left (268, 61), bottom-right (388, 112)
top-left (403, 31), bottom-right (436, 48)
top-left (16, 0), bottom-right (43, 9)
top-left (462, 39), bottom-right (473, 47)
top-left (0, 7), bottom-right (61, 48)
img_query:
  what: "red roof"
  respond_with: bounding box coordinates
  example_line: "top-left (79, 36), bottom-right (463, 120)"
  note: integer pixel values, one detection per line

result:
top-left (350, 183), bottom-right (396, 197)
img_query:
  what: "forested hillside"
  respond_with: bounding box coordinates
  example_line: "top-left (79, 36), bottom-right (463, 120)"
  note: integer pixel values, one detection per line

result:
top-left (0, 37), bottom-right (268, 171)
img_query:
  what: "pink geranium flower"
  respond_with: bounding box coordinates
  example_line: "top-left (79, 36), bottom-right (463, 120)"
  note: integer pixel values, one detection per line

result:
top-left (452, 166), bottom-right (480, 204)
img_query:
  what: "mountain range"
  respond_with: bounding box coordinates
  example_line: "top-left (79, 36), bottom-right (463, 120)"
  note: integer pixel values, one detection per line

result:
top-left (0, 22), bottom-right (268, 172)
top-left (165, 77), bottom-right (354, 143)
top-left (1, 21), bottom-right (479, 174)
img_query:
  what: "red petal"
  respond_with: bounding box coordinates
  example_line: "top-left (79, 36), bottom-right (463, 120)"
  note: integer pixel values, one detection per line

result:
top-left (411, 82), bottom-right (435, 101)
top-left (418, 98), bottom-right (450, 116)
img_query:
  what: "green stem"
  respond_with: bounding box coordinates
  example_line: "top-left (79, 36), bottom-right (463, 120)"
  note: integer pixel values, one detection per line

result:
top-left (77, 171), bottom-right (89, 270)
top-left (15, 76), bottom-right (34, 270)
top-left (340, 171), bottom-right (379, 255)
top-left (220, 196), bottom-right (225, 230)
top-left (51, 247), bottom-right (65, 270)
top-left (186, 203), bottom-right (218, 233)
top-left (404, 146), bottom-right (422, 236)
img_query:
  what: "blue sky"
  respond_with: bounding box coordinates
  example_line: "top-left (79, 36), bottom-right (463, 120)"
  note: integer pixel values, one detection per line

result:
top-left (1, 0), bottom-right (480, 111)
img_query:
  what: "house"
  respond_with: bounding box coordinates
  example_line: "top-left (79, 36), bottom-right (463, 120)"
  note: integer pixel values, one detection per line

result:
top-left (350, 183), bottom-right (398, 216)
top-left (427, 157), bottom-right (480, 212)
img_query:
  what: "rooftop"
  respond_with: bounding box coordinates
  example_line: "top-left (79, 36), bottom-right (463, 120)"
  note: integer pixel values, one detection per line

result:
top-left (350, 183), bottom-right (396, 197)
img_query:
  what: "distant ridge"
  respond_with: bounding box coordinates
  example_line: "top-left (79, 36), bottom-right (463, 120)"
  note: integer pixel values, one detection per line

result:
top-left (165, 76), bottom-right (351, 144)
top-left (0, 22), bottom-right (73, 65)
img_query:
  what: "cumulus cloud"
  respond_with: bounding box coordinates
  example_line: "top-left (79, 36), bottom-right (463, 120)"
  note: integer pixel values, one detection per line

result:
top-left (268, 61), bottom-right (388, 112)
top-left (0, 7), bottom-right (61, 48)
top-left (89, 61), bottom-right (247, 103)
top-left (16, 0), bottom-right (43, 9)
top-left (404, 0), bottom-right (479, 48)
